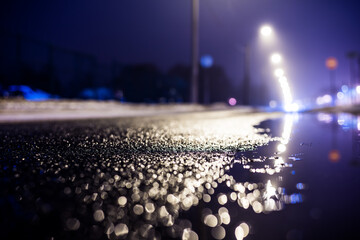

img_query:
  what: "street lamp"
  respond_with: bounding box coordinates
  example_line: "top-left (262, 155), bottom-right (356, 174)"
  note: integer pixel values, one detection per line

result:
top-left (270, 53), bottom-right (282, 64)
top-left (259, 25), bottom-right (273, 37)
top-left (260, 25), bottom-right (297, 112)
top-left (274, 68), bottom-right (285, 78)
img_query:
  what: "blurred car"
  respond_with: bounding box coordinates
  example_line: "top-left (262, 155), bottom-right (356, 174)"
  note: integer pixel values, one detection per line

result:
top-left (79, 87), bottom-right (113, 100)
top-left (5, 85), bottom-right (57, 101)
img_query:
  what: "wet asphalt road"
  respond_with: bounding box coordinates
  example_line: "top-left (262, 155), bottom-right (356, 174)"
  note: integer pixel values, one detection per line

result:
top-left (1, 111), bottom-right (360, 240)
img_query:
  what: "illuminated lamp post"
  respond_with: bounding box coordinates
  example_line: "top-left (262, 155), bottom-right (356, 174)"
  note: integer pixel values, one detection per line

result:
top-left (240, 25), bottom-right (274, 106)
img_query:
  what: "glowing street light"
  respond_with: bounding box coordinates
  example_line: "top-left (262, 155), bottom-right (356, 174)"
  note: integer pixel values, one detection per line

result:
top-left (260, 25), bottom-right (273, 37)
top-left (259, 24), bottom-right (297, 111)
top-left (258, 24), bottom-right (296, 111)
top-left (270, 53), bottom-right (282, 64)
top-left (274, 68), bottom-right (285, 78)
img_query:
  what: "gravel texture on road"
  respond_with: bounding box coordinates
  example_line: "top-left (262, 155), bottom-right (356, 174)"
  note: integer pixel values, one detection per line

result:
top-left (0, 111), bottom-right (279, 240)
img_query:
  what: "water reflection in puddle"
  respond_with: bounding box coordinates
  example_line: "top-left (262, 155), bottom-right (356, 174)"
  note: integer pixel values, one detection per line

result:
top-left (182, 113), bottom-right (360, 240)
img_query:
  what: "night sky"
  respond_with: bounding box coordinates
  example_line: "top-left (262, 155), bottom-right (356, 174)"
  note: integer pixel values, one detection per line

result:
top-left (1, 0), bottom-right (360, 102)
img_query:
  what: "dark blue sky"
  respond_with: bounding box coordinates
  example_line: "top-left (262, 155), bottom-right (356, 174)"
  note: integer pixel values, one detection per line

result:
top-left (1, 0), bottom-right (360, 102)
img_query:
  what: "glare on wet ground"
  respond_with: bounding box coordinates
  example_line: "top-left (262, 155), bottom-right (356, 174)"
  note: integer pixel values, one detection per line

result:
top-left (0, 112), bottom-right (344, 239)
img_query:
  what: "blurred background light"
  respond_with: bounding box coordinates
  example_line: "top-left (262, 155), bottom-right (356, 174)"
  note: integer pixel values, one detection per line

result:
top-left (341, 85), bottom-right (348, 93)
top-left (316, 94), bottom-right (332, 105)
top-left (269, 100), bottom-right (277, 108)
top-left (356, 86), bottom-right (360, 94)
top-left (337, 92), bottom-right (344, 100)
top-left (228, 97), bottom-right (237, 106)
top-left (200, 55), bottom-right (214, 68)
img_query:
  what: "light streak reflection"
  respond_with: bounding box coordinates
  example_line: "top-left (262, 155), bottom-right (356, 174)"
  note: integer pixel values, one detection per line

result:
top-left (277, 114), bottom-right (294, 152)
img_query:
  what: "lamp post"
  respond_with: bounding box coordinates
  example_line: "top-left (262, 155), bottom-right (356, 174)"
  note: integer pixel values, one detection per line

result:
top-left (241, 25), bottom-right (273, 106)
top-left (191, 0), bottom-right (199, 103)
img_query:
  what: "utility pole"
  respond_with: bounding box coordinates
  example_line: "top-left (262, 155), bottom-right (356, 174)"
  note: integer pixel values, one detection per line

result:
top-left (191, 0), bottom-right (199, 103)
